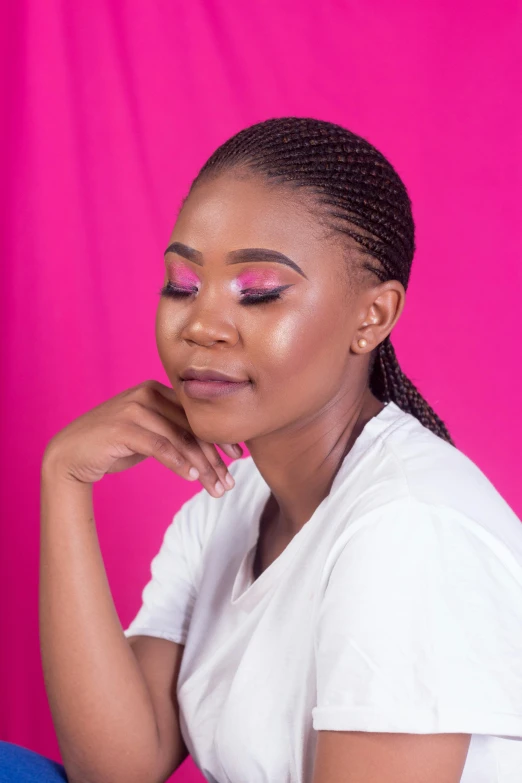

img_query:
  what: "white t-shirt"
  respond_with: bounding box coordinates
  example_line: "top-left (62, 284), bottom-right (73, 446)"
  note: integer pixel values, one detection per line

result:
top-left (124, 401), bottom-right (522, 783)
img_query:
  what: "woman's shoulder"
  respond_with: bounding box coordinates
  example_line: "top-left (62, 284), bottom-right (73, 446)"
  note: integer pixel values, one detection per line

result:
top-left (354, 402), bottom-right (521, 551)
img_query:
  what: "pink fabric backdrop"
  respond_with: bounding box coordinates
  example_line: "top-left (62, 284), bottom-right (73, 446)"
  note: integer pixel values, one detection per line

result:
top-left (1, 1), bottom-right (521, 780)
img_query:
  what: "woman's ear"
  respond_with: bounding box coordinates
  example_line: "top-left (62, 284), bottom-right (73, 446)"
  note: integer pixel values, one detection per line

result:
top-left (353, 281), bottom-right (405, 352)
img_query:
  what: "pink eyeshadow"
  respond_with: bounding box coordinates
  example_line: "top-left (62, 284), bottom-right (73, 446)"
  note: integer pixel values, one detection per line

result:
top-left (236, 269), bottom-right (283, 289)
top-left (167, 261), bottom-right (200, 288)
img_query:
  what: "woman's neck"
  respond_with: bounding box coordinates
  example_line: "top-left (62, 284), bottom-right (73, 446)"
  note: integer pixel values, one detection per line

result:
top-left (245, 389), bottom-right (385, 537)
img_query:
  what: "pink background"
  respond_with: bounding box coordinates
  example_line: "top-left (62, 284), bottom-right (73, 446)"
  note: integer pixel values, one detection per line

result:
top-left (1, 1), bottom-right (521, 781)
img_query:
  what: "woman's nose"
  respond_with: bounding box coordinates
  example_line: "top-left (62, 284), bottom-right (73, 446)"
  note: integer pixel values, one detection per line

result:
top-left (180, 299), bottom-right (239, 347)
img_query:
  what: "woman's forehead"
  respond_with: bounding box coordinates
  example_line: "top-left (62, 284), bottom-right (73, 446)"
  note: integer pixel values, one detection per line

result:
top-left (172, 174), bottom-right (337, 264)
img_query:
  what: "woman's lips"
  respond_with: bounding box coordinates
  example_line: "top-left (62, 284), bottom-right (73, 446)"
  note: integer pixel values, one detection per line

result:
top-left (182, 379), bottom-right (251, 399)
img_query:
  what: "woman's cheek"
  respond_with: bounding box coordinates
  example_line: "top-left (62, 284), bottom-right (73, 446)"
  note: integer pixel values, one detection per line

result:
top-left (254, 311), bottom-right (309, 366)
top-left (155, 300), bottom-right (180, 354)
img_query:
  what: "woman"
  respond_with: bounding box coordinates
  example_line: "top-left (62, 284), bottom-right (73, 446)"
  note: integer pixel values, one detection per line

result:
top-left (2, 117), bottom-right (521, 783)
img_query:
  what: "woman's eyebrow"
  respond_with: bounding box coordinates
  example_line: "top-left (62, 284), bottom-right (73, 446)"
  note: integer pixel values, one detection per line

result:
top-left (164, 242), bottom-right (308, 279)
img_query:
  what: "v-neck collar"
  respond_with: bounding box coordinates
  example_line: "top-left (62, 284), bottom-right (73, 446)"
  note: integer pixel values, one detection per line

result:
top-left (230, 401), bottom-right (403, 609)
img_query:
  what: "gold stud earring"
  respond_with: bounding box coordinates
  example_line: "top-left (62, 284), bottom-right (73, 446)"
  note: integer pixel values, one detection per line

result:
top-left (358, 338), bottom-right (368, 349)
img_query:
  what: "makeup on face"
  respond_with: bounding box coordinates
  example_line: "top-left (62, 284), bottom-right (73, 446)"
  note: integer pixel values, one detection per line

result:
top-left (183, 378), bottom-right (251, 400)
top-left (166, 259), bottom-right (289, 295)
top-left (231, 269), bottom-right (287, 293)
top-left (166, 260), bottom-right (200, 290)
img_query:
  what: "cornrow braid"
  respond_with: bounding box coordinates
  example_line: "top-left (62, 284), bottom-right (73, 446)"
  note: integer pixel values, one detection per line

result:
top-left (191, 117), bottom-right (454, 446)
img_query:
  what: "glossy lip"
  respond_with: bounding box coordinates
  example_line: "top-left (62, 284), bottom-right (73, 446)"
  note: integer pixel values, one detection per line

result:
top-left (182, 378), bottom-right (251, 400)
top-left (181, 367), bottom-right (248, 383)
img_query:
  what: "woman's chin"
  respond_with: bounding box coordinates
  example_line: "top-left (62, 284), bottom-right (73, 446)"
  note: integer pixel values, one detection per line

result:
top-left (188, 420), bottom-right (249, 449)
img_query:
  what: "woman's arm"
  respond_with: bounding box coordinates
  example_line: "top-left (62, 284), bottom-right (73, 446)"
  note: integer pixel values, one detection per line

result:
top-left (39, 460), bottom-right (187, 783)
top-left (312, 730), bottom-right (471, 783)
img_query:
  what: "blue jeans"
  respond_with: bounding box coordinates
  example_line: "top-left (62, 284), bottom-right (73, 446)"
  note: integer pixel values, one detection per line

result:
top-left (0, 741), bottom-right (68, 782)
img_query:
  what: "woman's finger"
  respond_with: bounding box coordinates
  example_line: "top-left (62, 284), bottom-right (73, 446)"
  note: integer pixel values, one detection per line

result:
top-left (135, 381), bottom-right (242, 486)
top-left (195, 437), bottom-right (238, 490)
top-left (125, 405), bottom-right (230, 497)
top-left (138, 381), bottom-right (243, 476)
top-left (218, 443), bottom-right (244, 459)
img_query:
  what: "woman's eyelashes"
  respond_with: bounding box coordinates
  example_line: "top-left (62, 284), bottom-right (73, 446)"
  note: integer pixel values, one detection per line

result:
top-left (159, 283), bottom-right (198, 299)
top-left (238, 285), bottom-right (292, 305)
top-left (159, 282), bottom-right (292, 305)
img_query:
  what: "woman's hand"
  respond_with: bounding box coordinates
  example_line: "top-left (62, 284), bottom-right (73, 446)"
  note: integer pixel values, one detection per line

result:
top-left (42, 379), bottom-right (242, 497)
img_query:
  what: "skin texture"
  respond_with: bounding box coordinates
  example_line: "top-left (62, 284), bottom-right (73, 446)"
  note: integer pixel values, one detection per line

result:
top-left (155, 171), bottom-right (472, 781)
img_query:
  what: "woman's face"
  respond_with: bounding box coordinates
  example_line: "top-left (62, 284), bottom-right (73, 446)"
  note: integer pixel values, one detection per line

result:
top-left (156, 171), bottom-right (379, 446)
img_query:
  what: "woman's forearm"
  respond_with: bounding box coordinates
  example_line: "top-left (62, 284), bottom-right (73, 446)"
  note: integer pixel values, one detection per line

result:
top-left (39, 460), bottom-right (162, 783)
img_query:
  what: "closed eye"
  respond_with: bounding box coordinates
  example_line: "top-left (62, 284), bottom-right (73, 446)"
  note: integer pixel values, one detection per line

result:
top-left (239, 285), bottom-right (292, 305)
top-left (158, 283), bottom-right (293, 305)
top-left (159, 283), bottom-right (198, 299)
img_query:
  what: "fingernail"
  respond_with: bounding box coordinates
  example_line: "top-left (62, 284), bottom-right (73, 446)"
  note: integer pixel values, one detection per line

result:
top-left (224, 472), bottom-right (235, 489)
top-left (188, 467), bottom-right (199, 480)
top-left (232, 444), bottom-right (242, 456)
top-left (214, 481), bottom-right (225, 495)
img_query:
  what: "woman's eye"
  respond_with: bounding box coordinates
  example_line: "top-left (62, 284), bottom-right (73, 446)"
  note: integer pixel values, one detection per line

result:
top-left (158, 282), bottom-right (293, 304)
top-left (240, 285), bottom-right (292, 305)
top-left (159, 282), bottom-right (197, 299)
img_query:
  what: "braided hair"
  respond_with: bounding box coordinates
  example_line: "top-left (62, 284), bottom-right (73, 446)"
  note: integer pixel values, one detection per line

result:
top-left (190, 117), bottom-right (454, 445)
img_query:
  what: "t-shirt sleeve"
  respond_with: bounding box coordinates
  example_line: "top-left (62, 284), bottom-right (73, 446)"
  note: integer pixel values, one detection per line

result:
top-left (123, 488), bottom-right (218, 646)
top-left (312, 495), bottom-right (522, 738)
